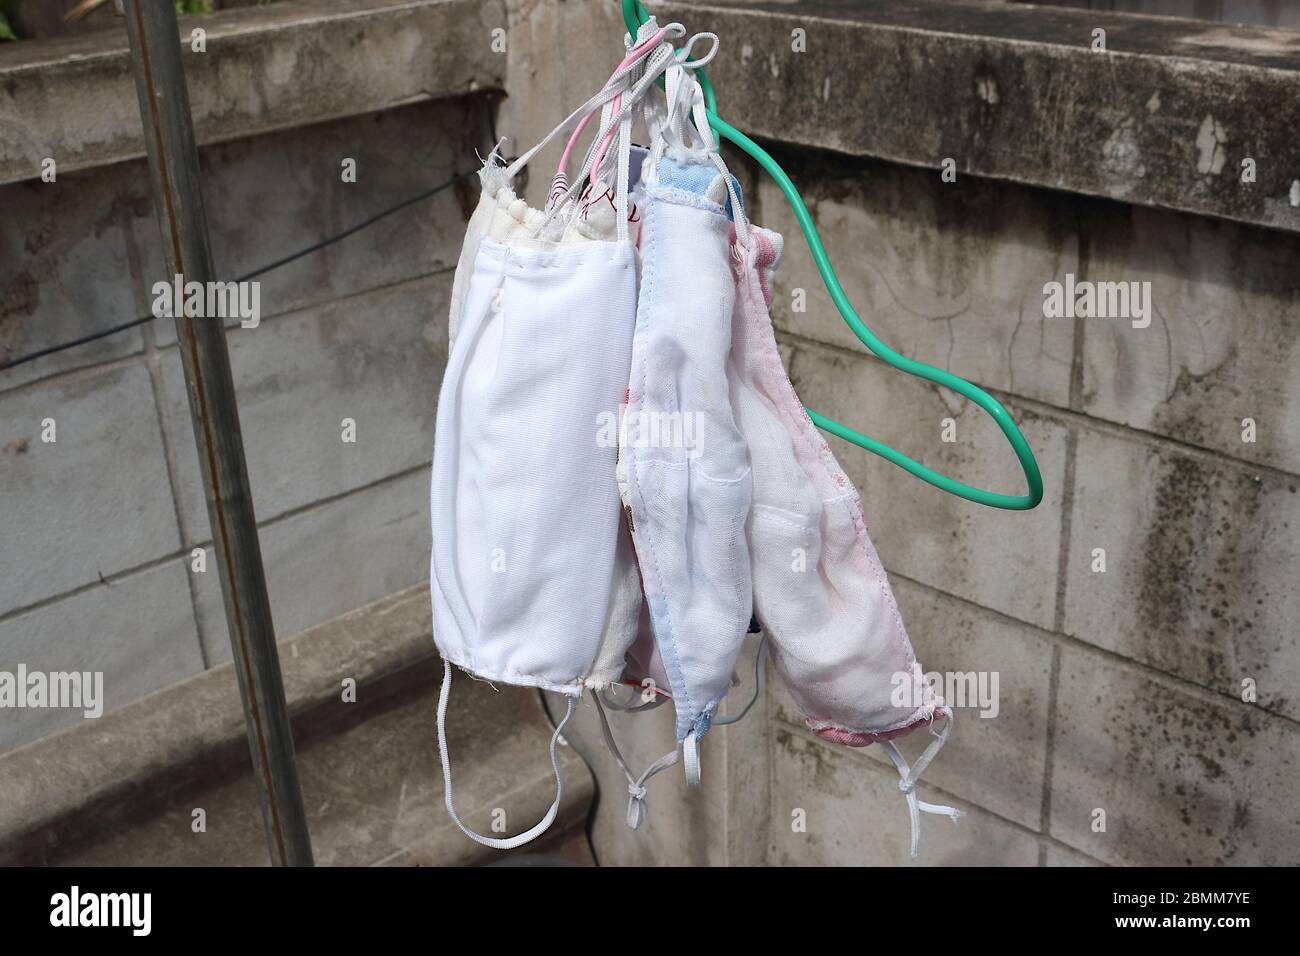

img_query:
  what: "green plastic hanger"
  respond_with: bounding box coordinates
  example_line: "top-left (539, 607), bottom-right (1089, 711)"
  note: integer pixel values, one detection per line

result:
top-left (622, 0), bottom-right (1043, 510)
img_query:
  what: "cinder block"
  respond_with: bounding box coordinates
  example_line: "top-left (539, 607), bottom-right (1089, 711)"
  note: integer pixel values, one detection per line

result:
top-left (0, 0), bottom-right (505, 186)
top-left (1049, 645), bottom-right (1300, 866)
top-left (148, 99), bottom-right (480, 348)
top-left (779, 334), bottom-right (1068, 630)
top-left (0, 364), bottom-right (180, 614)
top-left (1064, 426), bottom-right (1300, 721)
top-left (0, 168), bottom-right (149, 391)
top-left (1080, 204), bottom-right (1300, 474)
top-left (1044, 843), bottom-right (1104, 867)
top-left (0, 560), bottom-right (203, 754)
top-left (191, 468), bottom-right (431, 664)
top-left (769, 727), bottom-right (1039, 866)
top-left (756, 153), bottom-right (1078, 409)
top-left (159, 273), bottom-right (450, 541)
top-left (770, 576), bottom-right (1054, 830)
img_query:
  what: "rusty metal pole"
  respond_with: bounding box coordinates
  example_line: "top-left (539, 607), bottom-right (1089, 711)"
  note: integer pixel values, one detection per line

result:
top-left (121, 0), bottom-right (314, 866)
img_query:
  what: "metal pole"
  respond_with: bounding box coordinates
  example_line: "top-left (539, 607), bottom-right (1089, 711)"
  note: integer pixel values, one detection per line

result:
top-left (121, 0), bottom-right (314, 867)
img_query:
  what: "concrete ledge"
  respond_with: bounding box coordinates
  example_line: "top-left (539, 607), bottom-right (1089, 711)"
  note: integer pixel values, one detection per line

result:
top-left (0, 0), bottom-right (506, 185)
top-left (0, 585), bottom-right (594, 865)
top-left (654, 0), bottom-right (1300, 233)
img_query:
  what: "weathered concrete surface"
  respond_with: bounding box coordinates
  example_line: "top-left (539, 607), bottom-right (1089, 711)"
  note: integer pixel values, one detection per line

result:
top-left (758, 148), bottom-right (1079, 409)
top-left (0, 560), bottom-right (204, 752)
top-left (154, 96), bottom-right (483, 344)
top-left (5, 0), bottom-right (1299, 868)
top-left (0, 96), bottom-right (484, 390)
top-left (780, 335), bottom-right (1071, 631)
top-left (0, 586), bottom-right (594, 866)
top-left (0, 96), bottom-right (482, 750)
top-left (1065, 426), bottom-right (1300, 722)
top-left (0, 167), bottom-right (150, 390)
top-left (0, 95), bottom-right (483, 754)
top-left (654, 0), bottom-right (1300, 233)
top-left (0, 363), bottom-right (182, 612)
top-left (190, 467), bottom-right (433, 665)
top-left (1051, 644), bottom-right (1300, 866)
top-left (158, 274), bottom-right (450, 541)
top-left (0, 0), bottom-right (506, 185)
top-left (770, 576), bottom-right (1055, 831)
top-left (769, 725), bottom-right (1040, 866)
top-left (1078, 203), bottom-right (1300, 474)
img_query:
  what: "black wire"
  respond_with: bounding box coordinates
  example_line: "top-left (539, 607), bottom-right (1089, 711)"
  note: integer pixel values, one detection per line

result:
top-left (0, 166), bottom-right (479, 374)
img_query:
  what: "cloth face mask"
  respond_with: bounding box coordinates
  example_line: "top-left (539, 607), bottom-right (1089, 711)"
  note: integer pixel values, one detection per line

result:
top-left (618, 67), bottom-right (754, 783)
top-left (726, 222), bottom-right (963, 858)
top-left (431, 32), bottom-right (679, 850)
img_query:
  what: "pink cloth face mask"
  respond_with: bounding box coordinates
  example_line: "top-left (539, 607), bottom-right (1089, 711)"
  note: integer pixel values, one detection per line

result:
top-left (726, 223), bottom-right (963, 857)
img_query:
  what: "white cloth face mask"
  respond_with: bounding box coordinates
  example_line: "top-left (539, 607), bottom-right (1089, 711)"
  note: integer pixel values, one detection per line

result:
top-left (618, 66), bottom-right (754, 782)
top-left (431, 29), bottom-right (682, 849)
top-left (726, 222), bottom-right (963, 857)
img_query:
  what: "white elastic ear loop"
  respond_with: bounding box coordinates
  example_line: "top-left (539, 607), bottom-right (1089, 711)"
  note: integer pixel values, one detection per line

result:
top-left (679, 76), bottom-right (751, 248)
top-left (657, 64), bottom-right (695, 157)
top-left (676, 31), bottom-right (719, 69)
top-left (535, 43), bottom-right (676, 237)
top-left (437, 661), bottom-right (577, 850)
top-left (879, 707), bottom-right (963, 859)
top-left (502, 32), bottom-right (670, 185)
top-left (591, 690), bottom-right (679, 830)
top-left (502, 81), bottom-right (628, 184)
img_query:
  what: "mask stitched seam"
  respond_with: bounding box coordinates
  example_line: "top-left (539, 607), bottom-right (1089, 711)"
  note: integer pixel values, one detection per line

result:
top-left (441, 650), bottom-right (585, 695)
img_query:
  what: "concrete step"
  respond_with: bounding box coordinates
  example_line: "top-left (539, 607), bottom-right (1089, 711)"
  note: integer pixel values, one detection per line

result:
top-left (0, 585), bottom-right (595, 866)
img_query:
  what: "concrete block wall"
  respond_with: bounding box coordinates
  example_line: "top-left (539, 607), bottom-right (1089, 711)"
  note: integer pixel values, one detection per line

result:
top-left (506, 0), bottom-right (1298, 867)
top-left (757, 149), bottom-right (1300, 866)
top-left (0, 93), bottom-right (491, 752)
top-left (4, 0), bottom-right (1296, 868)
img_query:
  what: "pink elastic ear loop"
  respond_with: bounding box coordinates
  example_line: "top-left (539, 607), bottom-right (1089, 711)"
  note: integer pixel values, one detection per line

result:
top-left (554, 27), bottom-right (668, 183)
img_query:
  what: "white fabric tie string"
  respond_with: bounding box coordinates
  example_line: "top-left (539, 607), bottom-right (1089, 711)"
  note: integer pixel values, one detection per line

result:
top-left (879, 707), bottom-right (963, 859)
top-left (590, 690), bottom-right (680, 830)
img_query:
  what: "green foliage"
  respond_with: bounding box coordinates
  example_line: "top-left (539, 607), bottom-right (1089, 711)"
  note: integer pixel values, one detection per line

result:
top-left (175, 0), bottom-right (212, 13)
top-left (0, 12), bottom-right (16, 42)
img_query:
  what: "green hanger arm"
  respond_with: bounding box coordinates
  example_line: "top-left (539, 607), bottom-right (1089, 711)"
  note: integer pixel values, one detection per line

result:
top-left (622, 0), bottom-right (1043, 510)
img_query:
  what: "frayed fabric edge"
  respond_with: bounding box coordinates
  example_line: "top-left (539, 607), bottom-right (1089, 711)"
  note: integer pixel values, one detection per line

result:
top-left (805, 704), bottom-right (940, 747)
top-left (437, 651), bottom-right (586, 697)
